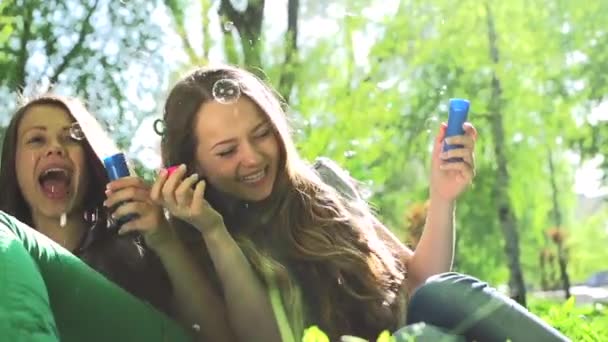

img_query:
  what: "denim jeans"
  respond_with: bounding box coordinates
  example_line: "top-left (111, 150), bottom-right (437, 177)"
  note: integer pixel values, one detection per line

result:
top-left (394, 272), bottom-right (570, 342)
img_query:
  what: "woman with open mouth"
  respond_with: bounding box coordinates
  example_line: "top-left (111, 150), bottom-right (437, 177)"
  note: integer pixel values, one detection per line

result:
top-left (0, 95), bottom-right (196, 341)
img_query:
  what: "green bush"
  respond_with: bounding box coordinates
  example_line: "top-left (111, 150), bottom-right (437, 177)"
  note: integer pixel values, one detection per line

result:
top-left (529, 297), bottom-right (608, 341)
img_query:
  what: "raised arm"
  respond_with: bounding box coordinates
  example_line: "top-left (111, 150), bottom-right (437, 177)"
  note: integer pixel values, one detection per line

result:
top-left (105, 175), bottom-right (237, 342)
top-left (151, 165), bottom-right (283, 342)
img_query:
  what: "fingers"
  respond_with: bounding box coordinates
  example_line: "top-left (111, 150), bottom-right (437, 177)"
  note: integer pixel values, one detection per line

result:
top-left (432, 123), bottom-right (448, 157)
top-left (444, 122), bottom-right (476, 146)
top-left (436, 122), bottom-right (447, 141)
top-left (190, 179), bottom-right (207, 209)
top-left (117, 217), bottom-right (144, 235)
top-left (445, 135), bottom-right (475, 150)
top-left (150, 168), bottom-right (169, 203)
top-left (175, 173), bottom-right (200, 207)
top-left (111, 201), bottom-right (143, 223)
top-left (104, 187), bottom-right (150, 208)
top-left (463, 122), bottom-right (477, 140)
top-left (107, 176), bottom-right (147, 192)
top-left (161, 164), bottom-right (188, 205)
top-left (440, 148), bottom-right (475, 167)
top-left (439, 161), bottom-right (475, 180)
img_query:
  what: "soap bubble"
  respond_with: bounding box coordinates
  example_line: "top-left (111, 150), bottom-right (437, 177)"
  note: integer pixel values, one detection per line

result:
top-left (222, 21), bottom-right (235, 33)
top-left (212, 79), bottom-right (241, 104)
top-left (153, 118), bottom-right (166, 137)
top-left (69, 122), bottom-right (86, 140)
top-left (344, 150), bottom-right (356, 159)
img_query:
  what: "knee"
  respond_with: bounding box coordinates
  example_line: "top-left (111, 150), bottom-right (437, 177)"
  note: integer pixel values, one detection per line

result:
top-left (413, 272), bottom-right (487, 296)
top-left (407, 272), bottom-right (488, 322)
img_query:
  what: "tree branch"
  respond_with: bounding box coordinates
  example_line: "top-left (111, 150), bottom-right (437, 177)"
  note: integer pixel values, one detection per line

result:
top-left (201, 0), bottom-right (211, 59)
top-left (164, 0), bottom-right (199, 64)
top-left (14, 1), bottom-right (34, 90)
top-left (48, 0), bottom-right (100, 86)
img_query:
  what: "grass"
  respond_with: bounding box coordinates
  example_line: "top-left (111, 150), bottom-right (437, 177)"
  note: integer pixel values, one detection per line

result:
top-left (301, 298), bottom-right (608, 341)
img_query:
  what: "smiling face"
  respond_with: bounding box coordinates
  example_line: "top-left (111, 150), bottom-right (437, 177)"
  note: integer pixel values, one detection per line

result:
top-left (193, 96), bottom-right (280, 202)
top-left (15, 104), bottom-right (89, 219)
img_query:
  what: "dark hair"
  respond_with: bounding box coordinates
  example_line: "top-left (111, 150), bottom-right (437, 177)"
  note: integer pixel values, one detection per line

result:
top-left (161, 65), bottom-right (405, 340)
top-left (0, 94), bottom-right (173, 315)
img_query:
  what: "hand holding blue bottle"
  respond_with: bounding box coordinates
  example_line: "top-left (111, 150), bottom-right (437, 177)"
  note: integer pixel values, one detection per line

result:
top-left (429, 98), bottom-right (477, 202)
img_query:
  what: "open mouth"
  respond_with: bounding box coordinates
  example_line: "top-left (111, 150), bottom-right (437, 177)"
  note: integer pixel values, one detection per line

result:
top-left (240, 167), bottom-right (267, 184)
top-left (38, 168), bottom-right (72, 199)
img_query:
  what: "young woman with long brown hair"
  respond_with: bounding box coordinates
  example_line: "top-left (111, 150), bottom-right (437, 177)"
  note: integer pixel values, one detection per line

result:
top-left (152, 65), bottom-right (568, 342)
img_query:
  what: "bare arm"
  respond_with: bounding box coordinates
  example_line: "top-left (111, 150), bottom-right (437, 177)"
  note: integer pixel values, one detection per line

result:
top-left (406, 123), bottom-right (477, 290)
top-left (154, 237), bottom-right (238, 342)
top-left (404, 197), bottom-right (455, 292)
top-left (200, 224), bottom-right (283, 342)
top-left (152, 165), bottom-right (282, 342)
top-left (369, 198), bottom-right (453, 296)
top-left (106, 176), bottom-right (238, 342)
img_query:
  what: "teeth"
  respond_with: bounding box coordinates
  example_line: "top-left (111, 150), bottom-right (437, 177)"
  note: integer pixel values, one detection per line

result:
top-left (242, 169), bottom-right (265, 183)
top-left (43, 168), bottom-right (68, 177)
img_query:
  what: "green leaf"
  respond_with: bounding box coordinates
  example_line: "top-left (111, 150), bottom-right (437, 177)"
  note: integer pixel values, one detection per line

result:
top-left (377, 330), bottom-right (395, 342)
top-left (302, 326), bottom-right (330, 342)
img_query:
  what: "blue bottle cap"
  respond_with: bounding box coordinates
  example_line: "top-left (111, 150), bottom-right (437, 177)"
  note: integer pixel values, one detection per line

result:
top-left (449, 98), bottom-right (470, 112)
top-left (103, 152), bottom-right (130, 181)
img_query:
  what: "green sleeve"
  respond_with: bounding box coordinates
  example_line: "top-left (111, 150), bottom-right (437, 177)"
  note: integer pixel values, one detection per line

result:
top-left (0, 212), bottom-right (192, 342)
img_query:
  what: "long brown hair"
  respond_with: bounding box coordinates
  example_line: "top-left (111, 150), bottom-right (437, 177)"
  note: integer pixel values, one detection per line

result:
top-left (0, 94), bottom-right (173, 315)
top-left (162, 65), bottom-right (405, 340)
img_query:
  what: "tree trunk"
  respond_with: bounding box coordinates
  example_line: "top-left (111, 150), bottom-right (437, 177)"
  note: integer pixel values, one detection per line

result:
top-left (278, 0), bottom-right (300, 103)
top-left (219, 0), bottom-right (265, 74)
top-left (539, 251), bottom-right (548, 291)
top-left (484, 2), bottom-right (528, 307)
top-left (547, 147), bottom-right (572, 298)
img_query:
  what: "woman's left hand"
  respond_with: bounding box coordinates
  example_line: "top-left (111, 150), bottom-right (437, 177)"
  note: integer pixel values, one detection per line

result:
top-left (104, 176), bottom-right (176, 252)
top-left (429, 122), bottom-right (478, 202)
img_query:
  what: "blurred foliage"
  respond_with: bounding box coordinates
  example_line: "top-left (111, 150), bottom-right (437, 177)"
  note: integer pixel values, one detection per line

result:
top-left (303, 298), bottom-right (608, 340)
top-left (0, 0), bottom-right (606, 295)
top-left (530, 297), bottom-right (608, 341)
top-left (0, 0), bottom-right (167, 150)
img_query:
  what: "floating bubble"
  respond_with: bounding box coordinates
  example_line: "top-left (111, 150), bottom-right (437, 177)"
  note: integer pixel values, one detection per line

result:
top-left (344, 150), bottom-right (356, 159)
top-left (153, 118), bottom-right (166, 136)
top-left (222, 21), bottom-right (235, 33)
top-left (212, 79), bottom-right (241, 104)
top-left (69, 122), bottom-right (86, 140)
